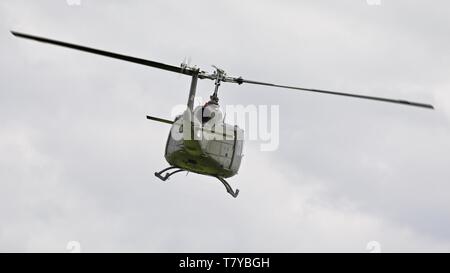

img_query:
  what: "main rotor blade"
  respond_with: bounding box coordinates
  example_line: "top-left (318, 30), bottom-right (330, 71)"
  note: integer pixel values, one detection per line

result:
top-left (146, 115), bottom-right (173, 125)
top-left (11, 31), bottom-right (194, 76)
top-left (235, 78), bottom-right (434, 109)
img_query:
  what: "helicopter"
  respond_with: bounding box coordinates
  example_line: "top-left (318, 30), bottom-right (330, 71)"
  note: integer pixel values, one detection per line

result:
top-left (11, 31), bottom-right (434, 198)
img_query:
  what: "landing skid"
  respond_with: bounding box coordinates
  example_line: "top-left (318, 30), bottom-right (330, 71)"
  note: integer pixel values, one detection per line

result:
top-left (154, 166), bottom-right (239, 198)
top-left (154, 166), bottom-right (186, 181)
top-left (215, 176), bottom-right (239, 198)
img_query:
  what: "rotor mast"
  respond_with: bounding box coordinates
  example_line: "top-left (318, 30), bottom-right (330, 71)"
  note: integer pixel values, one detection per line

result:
top-left (185, 65), bottom-right (227, 108)
top-left (209, 65), bottom-right (226, 105)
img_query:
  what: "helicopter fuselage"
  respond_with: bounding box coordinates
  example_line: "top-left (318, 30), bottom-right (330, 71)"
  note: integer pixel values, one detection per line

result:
top-left (164, 109), bottom-right (244, 178)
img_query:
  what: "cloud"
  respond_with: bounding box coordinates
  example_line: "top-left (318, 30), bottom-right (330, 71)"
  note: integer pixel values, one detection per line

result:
top-left (1, 0), bottom-right (450, 252)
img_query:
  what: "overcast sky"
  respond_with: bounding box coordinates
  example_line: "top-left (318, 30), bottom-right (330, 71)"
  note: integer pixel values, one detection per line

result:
top-left (1, 0), bottom-right (450, 252)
